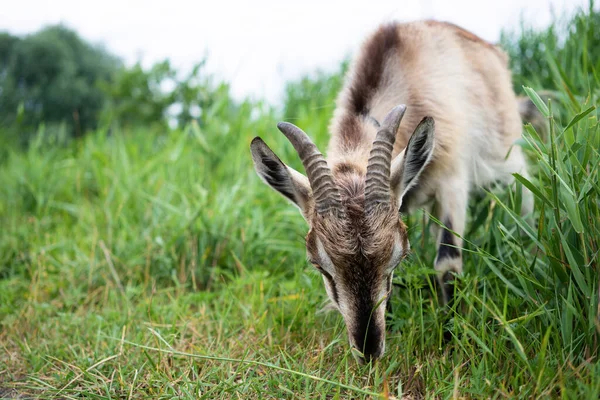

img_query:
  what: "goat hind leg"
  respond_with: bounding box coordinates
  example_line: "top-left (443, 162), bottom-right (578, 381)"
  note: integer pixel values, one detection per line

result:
top-left (434, 176), bottom-right (469, 305)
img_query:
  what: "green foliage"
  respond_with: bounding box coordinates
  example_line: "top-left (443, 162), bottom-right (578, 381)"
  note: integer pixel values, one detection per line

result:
top-left (0, 26), bottom-right (233, 144)
top-left (501, 1), bottom-right (600, 97)
top-left (99, 61), bottom-right (177, 129)
top-left (99, 60), bottom-right (233, 130)
top-left (283, 62), bottom-right (346, 122)
top-left (0, 32), bottom-right (19, 68)
top-left (1, 6), bottom-right (600, 399)
top-left (0, 25), bottom-right (120, 139)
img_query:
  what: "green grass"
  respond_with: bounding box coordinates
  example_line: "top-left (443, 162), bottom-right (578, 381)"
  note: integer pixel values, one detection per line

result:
top-left (1, 9), bottom-right (600, 400)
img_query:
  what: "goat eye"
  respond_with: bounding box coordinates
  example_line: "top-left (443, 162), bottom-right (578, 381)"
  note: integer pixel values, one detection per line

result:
top-left (309, 260), bottom-right (324, 272)
top-left (388, 255), bottom-right (404, 272)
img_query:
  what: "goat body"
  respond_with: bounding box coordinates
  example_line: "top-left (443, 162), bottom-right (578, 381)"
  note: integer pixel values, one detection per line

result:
top-left (251, 20), bottom-right (531, 362)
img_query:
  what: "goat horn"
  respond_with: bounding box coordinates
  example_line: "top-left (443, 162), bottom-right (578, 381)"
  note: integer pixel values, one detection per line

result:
top-left (277, 122), bottom-right (344, 216)
top-left (365, 105), bottom-right (407, 213)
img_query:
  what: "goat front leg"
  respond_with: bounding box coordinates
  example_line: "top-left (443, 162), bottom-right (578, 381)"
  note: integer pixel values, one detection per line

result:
top-left (434, 175), bottom-right (469, 305)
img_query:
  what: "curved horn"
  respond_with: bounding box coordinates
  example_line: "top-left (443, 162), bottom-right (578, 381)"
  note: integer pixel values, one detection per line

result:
top-left (277, 122), bottom-right (344, 216)
top-left (365, 105), bottom-right (407, 213)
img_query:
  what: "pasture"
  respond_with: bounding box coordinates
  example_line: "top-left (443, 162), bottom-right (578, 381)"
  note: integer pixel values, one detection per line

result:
top-left (1, 7), bottom-right (600, 399)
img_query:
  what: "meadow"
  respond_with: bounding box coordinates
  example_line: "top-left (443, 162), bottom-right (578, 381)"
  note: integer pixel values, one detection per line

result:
top-left (1, 8), bottom-right (600, 399)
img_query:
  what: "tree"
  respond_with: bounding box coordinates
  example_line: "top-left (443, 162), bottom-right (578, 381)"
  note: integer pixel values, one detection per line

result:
top-left (99, 60), bottom-right (176, 129)
top-left (0, 25), bottom-right (120, 138)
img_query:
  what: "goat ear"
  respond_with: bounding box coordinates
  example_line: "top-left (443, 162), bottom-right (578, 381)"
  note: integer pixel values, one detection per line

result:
top-left (250, 137), bottom-right (312, 216)
top-left (390, 117), bottom-right (435, 208)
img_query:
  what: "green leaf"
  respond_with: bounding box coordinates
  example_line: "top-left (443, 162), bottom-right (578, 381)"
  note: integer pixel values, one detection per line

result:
top-left (523, 124), bottom-right (547, 153)
top-left (557, 228), bottom-right (590, 296)
top-left (560, 188), bottom-right (584, 234)
top-left (523, 86), bottom-right (550, 117)
top-left (488, 191), bottom-right (544, 250)
top-left (564, 105), bottom-right (596, 132)
top-left (513, 173), bottom-right (553, 208)
top-left (483, 257), bottom-right (525, 298)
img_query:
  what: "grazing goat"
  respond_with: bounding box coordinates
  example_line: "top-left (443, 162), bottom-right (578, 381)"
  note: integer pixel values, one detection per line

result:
top-left (250, 20), bottom-right (532, 363)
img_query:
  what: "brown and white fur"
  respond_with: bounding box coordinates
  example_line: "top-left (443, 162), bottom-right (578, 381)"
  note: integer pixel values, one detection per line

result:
top-left (250, 20), bottom-right (532, 363)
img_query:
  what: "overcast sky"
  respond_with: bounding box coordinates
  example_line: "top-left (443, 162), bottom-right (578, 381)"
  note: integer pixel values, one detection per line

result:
top-left (0, 0), bottom-right (589, 103)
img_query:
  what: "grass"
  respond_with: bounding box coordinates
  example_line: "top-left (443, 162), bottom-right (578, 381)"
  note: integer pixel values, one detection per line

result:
top-left (1, 7), bottom-right (600, 400)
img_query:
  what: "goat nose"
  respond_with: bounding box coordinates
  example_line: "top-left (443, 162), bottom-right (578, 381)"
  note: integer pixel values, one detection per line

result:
top-left (351, 345), bottom-right (383, 364)
top-left (351, 347), bottom-right (366, 364)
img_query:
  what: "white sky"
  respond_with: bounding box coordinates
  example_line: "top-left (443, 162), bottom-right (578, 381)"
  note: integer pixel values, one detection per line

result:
top-left (0, 0), bottom-right (589, 103)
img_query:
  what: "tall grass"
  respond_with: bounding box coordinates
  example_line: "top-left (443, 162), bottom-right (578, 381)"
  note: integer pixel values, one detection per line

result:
top-left (1, 6), bottom-right (599, 399)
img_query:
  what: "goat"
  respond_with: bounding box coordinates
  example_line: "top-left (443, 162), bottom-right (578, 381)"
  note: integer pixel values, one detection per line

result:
top-left (250, 20), bottom-right (532, 363)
